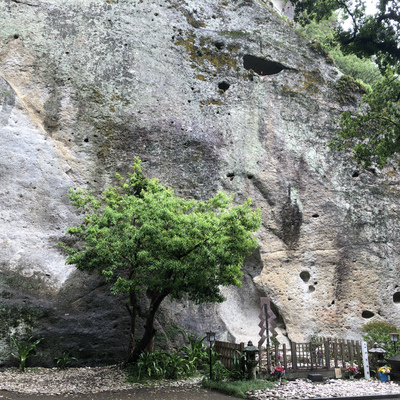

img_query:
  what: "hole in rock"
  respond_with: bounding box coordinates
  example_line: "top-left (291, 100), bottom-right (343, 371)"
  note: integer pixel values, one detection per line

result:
top-left (226, 172), bottom-right (235, 181)
top-left (243, 55), bottom-right (286, 76)
top-left (393, 292), bottom-right (400, 303)
top-left (312, 213), bottom-right (319, 218)
top-left (352, 171), bottom-right (360, 178)
top-left (331, 300), bottom-right (335, 305)
top-left (14, 34), bottom-right (19, 39)
top-left (215, 41), bottom-right (224, 50)
top-left (362, 310), bottom-right (374, 319)
top-left (300, 271), bottom-right (310, 283)
top-left (308, 285), bottom-right (315, 292)
top-left (218, 81), bottom-right (230, 92)
top-left (247, 174), bottom-right (254, 179)
top-left (367, 167), bottom-right (376, 174)
top-left (84, 138), bottom-right (89, 143)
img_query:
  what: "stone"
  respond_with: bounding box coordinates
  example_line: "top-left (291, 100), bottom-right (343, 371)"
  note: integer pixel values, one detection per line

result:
top-left (0, 0), bottom-right (399, 366)
top-left (307, 374), bottom-right (324, 382)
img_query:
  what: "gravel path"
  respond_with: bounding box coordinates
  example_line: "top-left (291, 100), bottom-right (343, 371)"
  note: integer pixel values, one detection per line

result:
top-left (1, 366), bottom-right (400, 399)
top-left (248, 379), bottom-right (400, 399)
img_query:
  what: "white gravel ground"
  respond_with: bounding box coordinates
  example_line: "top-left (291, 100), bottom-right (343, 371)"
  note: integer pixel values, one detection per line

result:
top-left (249, 378), bottom-right (400, 399)
top-left (1, 366), bottom-right (400, 399)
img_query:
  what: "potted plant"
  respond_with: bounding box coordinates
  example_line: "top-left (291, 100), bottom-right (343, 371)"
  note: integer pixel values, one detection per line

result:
top-left (378, 365), bottom-right (391, 382)
top-left (271, 366), bottom-right (285, 382)
top-left (345, 363), bottom-right (359, 379)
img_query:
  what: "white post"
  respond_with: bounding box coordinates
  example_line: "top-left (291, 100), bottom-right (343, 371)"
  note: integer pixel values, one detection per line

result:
top-left (362, 341), bottom-right (370, 379)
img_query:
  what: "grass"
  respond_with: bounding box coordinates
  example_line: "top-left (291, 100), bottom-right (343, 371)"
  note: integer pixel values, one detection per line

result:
top-left (201, 379), bottom-right (275, 399)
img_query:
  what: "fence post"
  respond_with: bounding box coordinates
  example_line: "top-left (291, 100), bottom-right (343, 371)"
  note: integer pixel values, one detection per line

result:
top-left (275, 343), bottom-right (279, 365)
top-left (324, 340), bottom-right (330, 370)
top-left (309, 342), bottom-right (315, 370)
top-left (348, 340), bottom-right (354, 363)
top-left (340, 340), bottom-right (346, 366)
top-left (283, 343), bottom-right (287, 371)
top-left (356, 341), bottom-right (362, 367)
top-left (291, 341), bottom-right (297, 370)
top-left (333, 341), bottom-right (338, 368)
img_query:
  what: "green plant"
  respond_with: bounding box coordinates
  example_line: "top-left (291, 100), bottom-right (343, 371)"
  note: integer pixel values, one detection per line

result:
top-left (10, 336), bottom-right (42, 372)
top-left (211, 360), bottom-right (229, 381)
top-left (164, 352), bottom-right (189, 379)
top-left (137, 350), bottom-right (167, 380)
top-left (202, 379), bottom-right (275, 399)
top-left (59, 157), bottom-right (262, 363)
top-left (180, 330), bottom-right (208, 374)
top-left (229, 350), bottom-right (246, 381)
top-left (202, 345), bottom-right (229, 381)
top-left (362, 321), bottom-right (399, 357)
top-left (127, 349), bottom-right (194, 382)
top-left (55, 352), bottom-right (77, 369)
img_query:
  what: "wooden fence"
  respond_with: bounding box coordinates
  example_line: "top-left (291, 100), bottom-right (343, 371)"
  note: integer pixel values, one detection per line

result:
top-left (214, 340), bottom-right (245, 370)
top-left (215, 338), bottom-right (364, 373)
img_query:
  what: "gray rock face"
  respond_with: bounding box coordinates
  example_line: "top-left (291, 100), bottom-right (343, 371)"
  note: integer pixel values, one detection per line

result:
top-left (0, 0), bottom-right (399, 365)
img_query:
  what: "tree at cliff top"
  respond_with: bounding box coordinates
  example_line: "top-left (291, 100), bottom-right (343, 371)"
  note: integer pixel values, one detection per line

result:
top-left (290, 0), bottom-right (400, 169)
top-left (59, 158), bottom-right (262, 363)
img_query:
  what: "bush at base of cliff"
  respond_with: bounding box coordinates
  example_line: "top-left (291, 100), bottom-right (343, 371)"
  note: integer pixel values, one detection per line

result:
top-left (362, 321), bottom-right (399, 357)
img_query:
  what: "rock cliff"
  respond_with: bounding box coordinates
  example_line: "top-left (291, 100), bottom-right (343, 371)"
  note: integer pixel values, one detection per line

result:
top-left (0, 0), bottom-right (399, 366)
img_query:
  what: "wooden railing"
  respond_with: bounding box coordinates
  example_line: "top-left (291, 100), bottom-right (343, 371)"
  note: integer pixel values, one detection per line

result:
top-left (215, 338), bottom-right (364, 373)
top-left (214, 340), bottom-right (245, 370)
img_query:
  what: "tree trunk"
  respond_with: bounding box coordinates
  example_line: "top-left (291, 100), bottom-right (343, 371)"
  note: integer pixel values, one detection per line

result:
top-left (127, 291), bottom-right (138, 361)
top-left (127, 289), bottom-right (169, 363)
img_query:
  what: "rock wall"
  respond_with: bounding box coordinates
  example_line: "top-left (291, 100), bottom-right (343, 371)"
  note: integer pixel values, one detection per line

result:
top-left (0, 0), bottom-right (399, 366)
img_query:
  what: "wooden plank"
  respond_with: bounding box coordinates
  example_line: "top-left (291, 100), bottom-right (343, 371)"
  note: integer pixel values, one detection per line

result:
top-left (309, 342), bottom-right (315, 370)
top-left (349, 340), bottom-right (354, 362)
top-left (333, 341), bottom-right (338, 368)
top-left (324, 340), bottom-right (330, 370)
top-left (283, 343), bottom-right (287, 371)
top-left (291, 341), bottom-right (297, 371)
top-left (340, 341), bottom-right (345, 367)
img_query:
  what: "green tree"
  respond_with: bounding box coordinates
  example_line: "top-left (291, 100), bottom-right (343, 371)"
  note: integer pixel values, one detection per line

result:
top-left (59, 158), bottom-right (262, 363)
top-left (290, 0), bottom-right (400, 168)
top-left (297, 14), bottom-right (383, 87)
top-left (362, 321), bottom-right (399, 357)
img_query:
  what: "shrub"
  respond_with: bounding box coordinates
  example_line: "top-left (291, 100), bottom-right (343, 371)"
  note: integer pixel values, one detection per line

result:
top-left (55, 352), bottom-right (77, 369)
top-left (362, 321), bottom-right (399, 357)
top-left (10, 336), bottom-right (42, 372)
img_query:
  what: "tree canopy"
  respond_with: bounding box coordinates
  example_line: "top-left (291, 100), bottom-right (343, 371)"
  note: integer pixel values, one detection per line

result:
top-left (290, 0), bottom-right (400, 169)
top-left (59, 158), bottom-right (262, 362)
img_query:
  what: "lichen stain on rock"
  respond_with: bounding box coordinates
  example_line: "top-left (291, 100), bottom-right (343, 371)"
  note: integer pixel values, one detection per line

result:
top-left (175, 33), bottom-right (239, 73)
top-left (335, 75), bottom-right (368, 106)
top-left (280, 186), bottom-right (303, 249)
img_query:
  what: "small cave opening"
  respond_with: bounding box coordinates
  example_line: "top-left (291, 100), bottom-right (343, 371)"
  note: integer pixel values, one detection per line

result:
top-left (215, 41), bottom-right (224, 50)
top-left (308, 285), bottom-right (315, 293)
top-left (352, 171), bottom-right (360, 178)
top-left (362, 310), bottom-right (375, 319)
top-left (393, 292), bottom-right (400, 304)
top-left (218, 81), bottom-right (230, 93)
top-left (312, 213), bottom-right (319, 218)
top-left (243, 55), bottom-right (286, 76)
top-left (226, 172), bottom-right (235, 181)
top-left (300, 271), bottom-right (310, 283)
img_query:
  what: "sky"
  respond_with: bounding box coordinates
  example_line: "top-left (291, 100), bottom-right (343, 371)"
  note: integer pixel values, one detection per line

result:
top-left (365, 0), bottom-right (378, 14)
